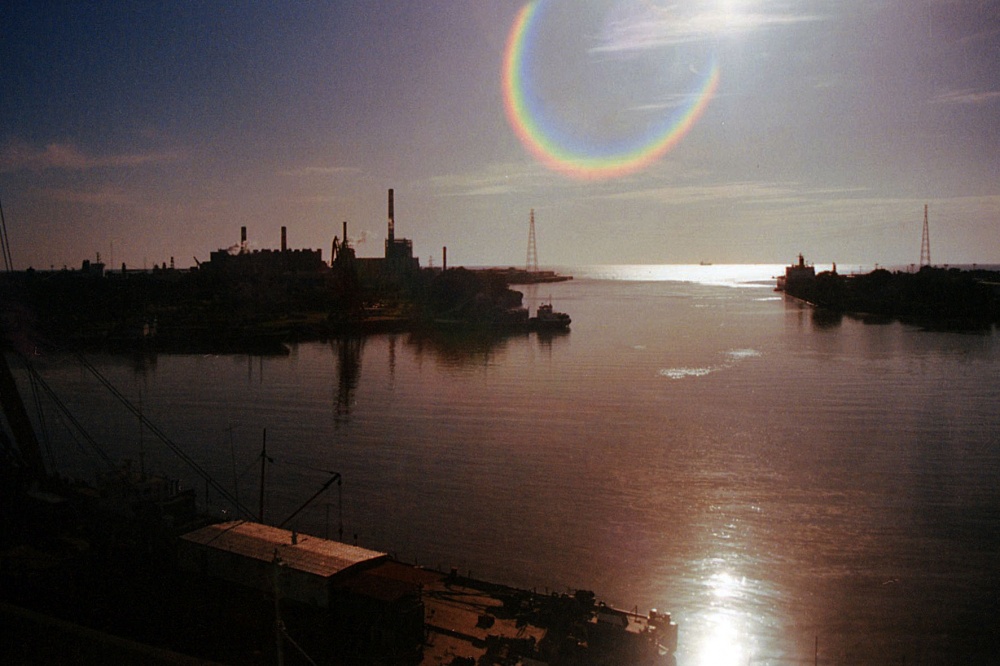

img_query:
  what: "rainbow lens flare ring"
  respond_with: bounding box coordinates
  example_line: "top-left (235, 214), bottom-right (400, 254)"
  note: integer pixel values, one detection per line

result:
top-left (502, 1), bottom-right (720, 180)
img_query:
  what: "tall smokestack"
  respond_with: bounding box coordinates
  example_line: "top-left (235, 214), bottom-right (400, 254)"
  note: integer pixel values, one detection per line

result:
top-left (281, 226), bottom-right (287, 252)
top-left (343, 221), bottom-right (348, 244)
top-left (443, 246), bottom-right (447, 271)
top-left (388, 189), bottom-right (395, 242)
top-left (241, 226), bottom-right (247, 246)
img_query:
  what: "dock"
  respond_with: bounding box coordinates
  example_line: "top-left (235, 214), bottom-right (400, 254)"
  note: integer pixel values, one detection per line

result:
top-left (471, 267), bottom-right (573, 285)
top-left (420, 569), bottom-right (677, 665)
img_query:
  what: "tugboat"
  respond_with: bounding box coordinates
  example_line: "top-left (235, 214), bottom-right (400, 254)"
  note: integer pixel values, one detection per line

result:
top-left (529, 302), bottom-right (571, 330)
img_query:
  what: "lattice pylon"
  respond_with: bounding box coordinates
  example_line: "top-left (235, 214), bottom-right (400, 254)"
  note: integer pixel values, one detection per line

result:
top-left (920, 203), bottom-right (931, 267)
top-left (526, 209), bottom-right (538, 273)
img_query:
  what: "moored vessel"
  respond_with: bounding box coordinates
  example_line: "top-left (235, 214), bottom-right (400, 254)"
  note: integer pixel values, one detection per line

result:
top-left (776, 253), bottom-right (816, 291)
top-left (529, 302), bottom-right (571, 329)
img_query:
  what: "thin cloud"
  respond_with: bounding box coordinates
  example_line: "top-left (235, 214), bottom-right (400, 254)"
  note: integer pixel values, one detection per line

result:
top-left (593, 3), bottom-right (826, 53)
top-left (289, 194), bottom-right (340, 204)
top-left (36, 184), bottom-right (133, 207)
top-left (454, 185), bottom-right (520, 197)
top-left (955, 26), bottom-right (1000, 46)
top-left (599, 181), bottom-right (818, 205)
top-left (631, 88), bottom-right (727, 112)
top-left (0, 140), bottom-right (182, 173)
top-left (429, 162), bottom-right (551, 197)
top-left (932, 88), bottom-right (1000, 105)
top-left (280, 165), bottom-right (362, 178)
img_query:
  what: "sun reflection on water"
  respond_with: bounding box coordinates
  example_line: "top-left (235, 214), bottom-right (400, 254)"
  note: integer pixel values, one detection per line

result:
top-left (571, 264), bottom-right (787, 286)
top-left (689, 571), bottom-right (757, 666)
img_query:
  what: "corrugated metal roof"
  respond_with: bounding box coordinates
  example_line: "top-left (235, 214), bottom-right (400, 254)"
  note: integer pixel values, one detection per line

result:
top-left (180, 521), bottom-right (387, 578)
top-left (331, 560), bottom-right (435, 602)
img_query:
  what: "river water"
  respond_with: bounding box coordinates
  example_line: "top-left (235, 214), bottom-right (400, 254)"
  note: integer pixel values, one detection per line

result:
top-left (17, 265), bottom-right (1000, 665)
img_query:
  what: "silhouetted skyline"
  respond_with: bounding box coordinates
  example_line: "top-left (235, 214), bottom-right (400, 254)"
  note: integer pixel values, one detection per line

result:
top-left (2, 1), bottom-right (998, 270)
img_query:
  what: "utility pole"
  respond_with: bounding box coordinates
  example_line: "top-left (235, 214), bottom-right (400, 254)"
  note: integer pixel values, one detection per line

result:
top-left (920, 203), bottom-right (931, 267)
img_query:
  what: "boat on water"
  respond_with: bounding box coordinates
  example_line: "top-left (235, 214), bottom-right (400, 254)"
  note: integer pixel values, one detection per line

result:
top-left (776, 253), bottom-right (816, 292)
top-left (529, 302), bottom-right (571, 330)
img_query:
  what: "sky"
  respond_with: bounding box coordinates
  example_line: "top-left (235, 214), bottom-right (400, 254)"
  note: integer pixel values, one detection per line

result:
top-left (2, 0), bottom-right (999, 270)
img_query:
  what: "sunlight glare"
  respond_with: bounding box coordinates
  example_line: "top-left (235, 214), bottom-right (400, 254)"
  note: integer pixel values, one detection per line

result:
top-left (696, 610), bottom-right (748, 666)
top-left (710, 570), bottom-right (740, 598)
top-left (705, 0), bottom-right (770, 36)
top-left (691, 571), bottom-right (751, 666)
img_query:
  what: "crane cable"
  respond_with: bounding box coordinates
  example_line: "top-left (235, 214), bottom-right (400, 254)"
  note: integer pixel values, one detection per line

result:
top-left (25, 366), bottom-right (56, 470)
top-left (0, 195), bottom-right (13, 272)
top-left (74, 352), bottom-right (255, 520)
top-left (22, 359), bottom-right (120, 476)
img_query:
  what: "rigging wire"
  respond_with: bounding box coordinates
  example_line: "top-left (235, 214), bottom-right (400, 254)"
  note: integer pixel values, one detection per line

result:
top-left (23, 360), bottom-right (121, 475)
top-left (16, 343), bottom-right (331, 531)
top-left (51, 407), bottom-right (98, 465)
top-left (278, 472), bottom-right (340, 530)
top-left (26, 365), bottom-right (56, 470)
top-left (0, 195), bottom-right (13, 272)
top-left (279, 626), bottom-right (318, 666)
top-left (74, 352), bottom-right (255, 520)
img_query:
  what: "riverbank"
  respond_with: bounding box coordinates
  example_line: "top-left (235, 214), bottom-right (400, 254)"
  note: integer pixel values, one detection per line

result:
top-left (779, 264), bottom-right (1000, 327)
top-left (0, 264), bottom-right (570, 355)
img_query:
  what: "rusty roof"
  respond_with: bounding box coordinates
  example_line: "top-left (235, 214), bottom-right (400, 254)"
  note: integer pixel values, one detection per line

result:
top-left (180, 521), bottom-right (387, 578)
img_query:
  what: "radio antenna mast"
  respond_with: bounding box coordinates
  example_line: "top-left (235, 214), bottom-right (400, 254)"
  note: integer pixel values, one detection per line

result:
top-left (919, 204), bottom-right (931, 267)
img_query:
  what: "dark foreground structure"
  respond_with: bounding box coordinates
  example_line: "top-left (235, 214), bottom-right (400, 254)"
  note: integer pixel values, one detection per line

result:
top-left (777, 256), bottom-right (1000, 326)
top-left (2, 510), bottom-right (677, 665)
top-left (1, 330), bottom-right (659, 665)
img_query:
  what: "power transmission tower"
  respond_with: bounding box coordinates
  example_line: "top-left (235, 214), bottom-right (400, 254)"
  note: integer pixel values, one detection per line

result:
top-left (920, 203), bottom-right (931, 267)
top-left (525, 209), bottom-right (538, 273)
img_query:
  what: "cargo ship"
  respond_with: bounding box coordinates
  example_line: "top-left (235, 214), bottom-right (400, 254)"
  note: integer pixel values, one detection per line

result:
top-left (775, 253), bottom-right (815, 292)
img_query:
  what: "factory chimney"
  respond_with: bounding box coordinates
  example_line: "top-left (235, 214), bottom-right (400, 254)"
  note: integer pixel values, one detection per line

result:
top-left (343, 221), bottom-right (348, 244)
top-left (443, 246), bottom-right (447, 271)
top-left (241, 226), bottom-right (247, 251)
top-left (388, 189), bottom-right (395, 243)
top-left (281, 226), bottom-right (287, 252)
